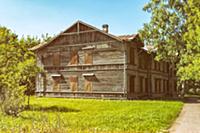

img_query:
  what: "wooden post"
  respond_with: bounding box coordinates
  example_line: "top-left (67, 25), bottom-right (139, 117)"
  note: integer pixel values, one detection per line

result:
top-left (77, 21), bottom-right (80, 42)
top-left (123, 43), bottom-right (127, 96)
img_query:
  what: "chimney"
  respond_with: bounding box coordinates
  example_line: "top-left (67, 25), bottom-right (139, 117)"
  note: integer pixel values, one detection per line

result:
top-left (102, 24), bottom-right (109, 33)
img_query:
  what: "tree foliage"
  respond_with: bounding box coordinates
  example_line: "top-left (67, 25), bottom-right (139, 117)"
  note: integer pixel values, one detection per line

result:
top-left (177, 0), bottom-right (200, 81)
top-left (0, 26), bottom-right (50, 116)
top-left (139, 0), bottom-right (200, 85)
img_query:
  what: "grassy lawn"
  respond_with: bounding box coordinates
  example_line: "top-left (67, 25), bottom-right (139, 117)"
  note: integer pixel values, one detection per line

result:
top-left (0, 97), bottom-right (183, 133)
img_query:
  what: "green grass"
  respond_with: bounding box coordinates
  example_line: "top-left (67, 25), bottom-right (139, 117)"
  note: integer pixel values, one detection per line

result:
top-left (0, 97), bottom-right (183, 133)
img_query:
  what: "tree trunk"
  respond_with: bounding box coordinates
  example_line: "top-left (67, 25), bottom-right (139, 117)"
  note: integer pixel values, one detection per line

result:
top-left (27, 95), bottom-right (30, 109)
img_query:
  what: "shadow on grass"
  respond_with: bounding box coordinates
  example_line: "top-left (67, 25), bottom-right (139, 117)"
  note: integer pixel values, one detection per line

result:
top-left (25, 104), bottom-right (80, 113)
top-left (183, 97), bottom-right (200, 104)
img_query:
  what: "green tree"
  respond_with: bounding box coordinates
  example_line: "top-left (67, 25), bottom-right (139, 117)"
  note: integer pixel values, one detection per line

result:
top-left (0, 27), bottom-right (43, 116)
top-left (177, 0), bottom-right (200, 81)
top-left (0, 27), bottom-right (26, 116)
top-left (139, 0), bottom-right (200, 93)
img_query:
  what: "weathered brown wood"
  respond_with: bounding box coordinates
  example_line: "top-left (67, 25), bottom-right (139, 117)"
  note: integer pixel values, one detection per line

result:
top-left (34, 21), bottom-right (177, 99)
top-left (61, 30), bottom-right (97, 35)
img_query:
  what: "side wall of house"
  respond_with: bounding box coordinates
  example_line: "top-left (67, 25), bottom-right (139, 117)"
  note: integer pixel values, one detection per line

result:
top-left (126, 42), bottom-right (177, 99)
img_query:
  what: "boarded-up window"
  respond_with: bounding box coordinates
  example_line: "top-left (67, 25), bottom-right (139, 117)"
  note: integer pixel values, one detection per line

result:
top-left (53, 53), bottom-right (60, 66)
top-left (85, 80), bottom-right (92, 92)
top-left (145, 78), bottom-right (148, 93)
top-left (139, 53), bottom-right (148, 69)
top-left (154, 79), bottom-right (157, 93)
top-left (130, 48), bottom-right (135, 65)
top-left (155, 78), bottom-right (160, 93)
top-left (163, 80), bottom-right (165, 93)
top-left (70, 50), bottom-right (78, 65)
top-left (53, 78), bottom-right (60, 91)
top-left (139, 76), bottom-right (143, 93)
top-left (129, 76), bottom-right (135, 93)
top-left (163, 79), bottom-right (168, 93)
top-left (84, 51), bottom-right (93, 64)
top-left (166, 80), bottom-right (169, 93)
top-left (158, 79), bottom-right (161, 93)
top-left (69, 76), bottom-right (78, 91)
top-left (83, 74), bottom-right (97, 92)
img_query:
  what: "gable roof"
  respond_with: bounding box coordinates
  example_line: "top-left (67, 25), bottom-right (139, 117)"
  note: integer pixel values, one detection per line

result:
top-left (30, 20), bottom-right (138, 51)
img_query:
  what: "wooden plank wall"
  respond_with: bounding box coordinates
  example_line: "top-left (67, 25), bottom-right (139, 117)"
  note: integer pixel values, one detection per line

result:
top-left (35, 26), bottom-right (126, 98)
top-left (125, 41), bottom-right (177, 99)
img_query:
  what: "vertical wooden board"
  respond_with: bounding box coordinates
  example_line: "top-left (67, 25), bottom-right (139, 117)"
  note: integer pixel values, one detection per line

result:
top-left (145, 78), bottom-right (148, 93)
top-left (69, 50), bottom-right (78, 65)
top-left (84, 51), bottom-right (93, 64)
top-left (161, 79), bottom-right (163, 93)
top-left (70, 82), bottom-right (78, 91)
top-left (139, 76), bottom-right (143, 93)
top-left (142, 78), bottom-right (146, 93)
top-left (130, 47), bottom-right (135, 65)
top-left (69, 76), bottom-right (78, 91)
top-left (154, 79), bottom-right (157, 93)
top-left (167, 80), bottom-right (169, 92)
top-left (53, 53), bottom-right (60, 66)
top-left (84, 80), bottom-right (92, 92)
top-left (163, 80), bottom-right (166, 93)
top-left (129, 76), bottom-right (135, 93)
top-left (53, 78), bottom-right (60, 91)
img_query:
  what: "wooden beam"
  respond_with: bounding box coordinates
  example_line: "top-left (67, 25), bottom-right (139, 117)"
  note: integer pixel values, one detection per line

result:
top-left (60, 40), bottom-right (118, 47)
top-left (60, 30), bottom-right (97, 36)
top-left (77, 21), bottom-right (80, 33)
top-left (36, 91), bottom-right (125, 95)
top-left (77, 21), bottom-right (80, 42)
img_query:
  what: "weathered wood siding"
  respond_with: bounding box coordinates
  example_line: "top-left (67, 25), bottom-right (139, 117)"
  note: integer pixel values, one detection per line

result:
top-left (126, 45), bottom-right (177, 99)
top-left (35, 22), bottom-right (126, 98)
top-left (35, 21), bottom-right (177, 99)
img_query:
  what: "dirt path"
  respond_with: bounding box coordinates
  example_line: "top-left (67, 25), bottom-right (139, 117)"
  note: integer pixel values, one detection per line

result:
top-left (169, 98), bottom-right (200, 133)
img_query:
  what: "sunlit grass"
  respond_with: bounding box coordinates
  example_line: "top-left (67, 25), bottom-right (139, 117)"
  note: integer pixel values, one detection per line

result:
top-left (0, 97), bottom-right (183, 133)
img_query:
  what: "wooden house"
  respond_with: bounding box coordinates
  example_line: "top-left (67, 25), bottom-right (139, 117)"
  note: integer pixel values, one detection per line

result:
top-left (30, 21), bottom-right (177, 99)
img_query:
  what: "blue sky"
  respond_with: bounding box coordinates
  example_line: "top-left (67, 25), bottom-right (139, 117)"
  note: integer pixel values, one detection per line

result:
top-left (0, 0), bottom-right (150, 37)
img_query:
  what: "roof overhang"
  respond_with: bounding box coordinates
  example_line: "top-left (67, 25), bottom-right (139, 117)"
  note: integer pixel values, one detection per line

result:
top-left (51, 74), bottom-right (62, 77)
top-left (82, 73), bottom-right (95, 77)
